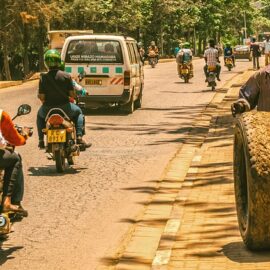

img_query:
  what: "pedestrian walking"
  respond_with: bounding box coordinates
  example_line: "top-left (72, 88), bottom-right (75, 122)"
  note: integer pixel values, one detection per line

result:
top-left (263, 35), bottom-right (270, 66)
top-left (250, 37), bottom-right (261, 70)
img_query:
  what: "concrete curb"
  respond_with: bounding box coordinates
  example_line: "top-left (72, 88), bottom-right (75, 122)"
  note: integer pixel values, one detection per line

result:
top-left (0, 81), bottom-right (23, 89)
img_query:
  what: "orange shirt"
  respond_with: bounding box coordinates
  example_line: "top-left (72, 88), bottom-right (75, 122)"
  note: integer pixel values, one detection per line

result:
top-left (0, 111), bottom-right (26, 146)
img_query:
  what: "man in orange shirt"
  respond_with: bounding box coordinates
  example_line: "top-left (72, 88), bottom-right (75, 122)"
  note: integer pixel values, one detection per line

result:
top-left (0, 109), bottom-right (29, 216)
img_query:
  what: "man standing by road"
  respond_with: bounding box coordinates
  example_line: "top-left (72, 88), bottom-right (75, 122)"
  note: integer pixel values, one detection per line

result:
top-left (263, 35), bottom-right (270, 66)
top-left (250, 37), bottom-right (261, 70)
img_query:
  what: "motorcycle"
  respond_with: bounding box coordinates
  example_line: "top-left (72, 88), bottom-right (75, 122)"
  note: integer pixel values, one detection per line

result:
top-left (0, 104), bottom-right (32, 236)
top-left (43, 108), bottom-right (82, 173)
top-left (206, 66), bottom-right (217, 91)
top-left (225, 56), bottom-right (233, 71)
top-left (148, 51), bottom-right (157, 68)
top-left (180, 62), bottom-right (192, 83)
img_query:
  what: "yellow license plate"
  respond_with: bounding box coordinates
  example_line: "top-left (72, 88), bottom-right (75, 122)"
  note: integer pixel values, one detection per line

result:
top-left (85, 79), bottom-right (102, 86)
top-left (182, 69), bottom-right (189, 74)
top-left (47, 130), bottom-right (66, 143)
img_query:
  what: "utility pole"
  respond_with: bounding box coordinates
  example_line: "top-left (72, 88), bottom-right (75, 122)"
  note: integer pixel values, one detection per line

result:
top-left (244, 11), bottom-right (247, 39)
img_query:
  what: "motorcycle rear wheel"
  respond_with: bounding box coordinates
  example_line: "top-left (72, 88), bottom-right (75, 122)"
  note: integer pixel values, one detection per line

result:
top-left (55, 149), bottom-right (65, 173)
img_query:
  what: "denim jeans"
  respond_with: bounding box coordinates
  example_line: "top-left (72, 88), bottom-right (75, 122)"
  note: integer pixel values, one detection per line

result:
top-left (37, 102), bottom-right (85, 141)
top-left (0, 149), bottom-right (23, 202)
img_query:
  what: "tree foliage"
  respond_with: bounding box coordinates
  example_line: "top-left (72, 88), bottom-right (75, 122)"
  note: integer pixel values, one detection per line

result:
top-left (0, 0), bottom-right (269, 80)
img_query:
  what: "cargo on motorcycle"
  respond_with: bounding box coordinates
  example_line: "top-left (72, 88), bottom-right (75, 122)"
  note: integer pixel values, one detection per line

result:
top-left (0, 104), bottom-right (32, 236)
top-left (176, 42), bottom-right (193, 83)
top-left (37, 49), bottom-right (91, 173)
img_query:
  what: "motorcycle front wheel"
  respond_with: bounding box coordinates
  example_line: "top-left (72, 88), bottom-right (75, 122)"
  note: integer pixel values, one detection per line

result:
top-left (55, 149), bottom-right (65, 173)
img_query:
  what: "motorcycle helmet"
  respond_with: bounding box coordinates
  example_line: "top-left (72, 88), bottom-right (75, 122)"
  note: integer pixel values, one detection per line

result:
top-left (44, 49), bottom-right (61, 69)
top-left (225, 42), bottom-right (231, 48)
top-left (60, 60), bottom-right (65, 71)
top-left (183, 42), bottom-right (191, 49)
top-left (150, 41), bottom-right (156, 46)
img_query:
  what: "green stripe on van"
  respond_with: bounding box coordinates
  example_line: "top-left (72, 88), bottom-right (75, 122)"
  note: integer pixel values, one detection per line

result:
top-left (115, 67), bottom-right (123, 74)
top-left (78, 67), bottom-right (84, 73)
top-left (90, 67), bottom-right (97, 73)
top-left (103, 67), bottom-right (109, 74)
top-left (65, 67), bottom-right (72, 73)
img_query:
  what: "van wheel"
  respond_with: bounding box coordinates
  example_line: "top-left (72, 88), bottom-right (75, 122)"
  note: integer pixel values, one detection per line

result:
top-left (122, 92), bottom-right (134, 114)
top-left (234, 112), bottom-right (270, 250)
top-left (134, 87), bottom-right (143, 109)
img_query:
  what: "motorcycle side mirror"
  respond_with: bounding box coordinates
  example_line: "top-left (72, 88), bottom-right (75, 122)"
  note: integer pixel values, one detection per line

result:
top-left (17, 104), bottom-right (31, 116)
top-left (13, 104), bottom-right (31, 120)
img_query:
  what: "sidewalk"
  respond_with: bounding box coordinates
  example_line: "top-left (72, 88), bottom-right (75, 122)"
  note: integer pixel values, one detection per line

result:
top-left (98, 69), bottom-right (270, 270)
top-left (166, 76), bottom-right (270, 269)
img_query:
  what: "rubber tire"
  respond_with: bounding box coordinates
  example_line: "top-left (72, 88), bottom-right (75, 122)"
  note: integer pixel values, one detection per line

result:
top-left (55, 149), bottom-right (65, 173)
top-left (234, 112), bottom-right (270, 250)
top-left (228, 66), bottom-right (232, 71)
top-left (134, 87), bottom-right (143, 109)
top-left (211, 85), bottom-right (215, 91)
top-left (122, 91), bottom-right (134, 114)
top-left (184, 76), bottom-right (189, 83)
top-left (67, 156), bottom-right (75, 165)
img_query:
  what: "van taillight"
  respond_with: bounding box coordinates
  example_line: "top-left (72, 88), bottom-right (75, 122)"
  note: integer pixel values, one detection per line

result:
top-left (124, 71), bottom-right (131, 86)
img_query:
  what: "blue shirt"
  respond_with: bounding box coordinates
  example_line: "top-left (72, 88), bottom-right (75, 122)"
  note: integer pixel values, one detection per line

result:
top-left (224, 47), bottom-right (233, 56)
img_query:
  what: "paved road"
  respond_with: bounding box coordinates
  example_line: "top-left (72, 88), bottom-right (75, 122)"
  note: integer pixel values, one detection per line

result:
top-left (0, 59), bottom-right (252, 269)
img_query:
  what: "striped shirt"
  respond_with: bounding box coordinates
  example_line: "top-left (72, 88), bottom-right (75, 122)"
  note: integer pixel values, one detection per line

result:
top-left (204, 47), bottom-right (219, 66)
top-left (264, 40), bottom-right (270, 54)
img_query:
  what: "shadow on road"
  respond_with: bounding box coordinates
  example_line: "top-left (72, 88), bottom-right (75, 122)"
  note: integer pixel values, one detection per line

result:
top-left (28, 165), bottom-right (87, 176)
top-left (0, 243), bottom-right (23, 266)
top-left (222, 242), bottom-right (270, 263)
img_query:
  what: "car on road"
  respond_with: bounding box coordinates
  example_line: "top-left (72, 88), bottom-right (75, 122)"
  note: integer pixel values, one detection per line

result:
top-left (233, 45), bottom-right (252, 61)
top-left (61, 35), bottom-right (144, 114)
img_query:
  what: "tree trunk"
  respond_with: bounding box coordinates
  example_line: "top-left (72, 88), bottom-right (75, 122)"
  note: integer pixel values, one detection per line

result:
top-left (38, 26), bottom-right (46, 71)
top-left (2, 35), bottom-right (11, 81)
top-left (198, 36), bottom-right (202, 55)
top-left (23, 24), bottom-right (30, 76)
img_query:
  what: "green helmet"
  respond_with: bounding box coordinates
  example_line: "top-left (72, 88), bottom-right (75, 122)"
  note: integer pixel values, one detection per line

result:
top-left (44, 49), bottom-right (61, 69)
top-left (183, 42), bottom-right (190, 49)
top-left (60, 60), bottom-right (65, 71)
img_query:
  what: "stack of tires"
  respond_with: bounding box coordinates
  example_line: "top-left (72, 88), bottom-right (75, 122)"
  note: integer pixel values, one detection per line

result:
top-left (234, 111), bottom-right (270, 250)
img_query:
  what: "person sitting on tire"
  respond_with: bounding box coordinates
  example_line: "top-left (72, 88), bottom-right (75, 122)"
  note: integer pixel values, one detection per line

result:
top-left (231, 66), bottom-right (270, 117)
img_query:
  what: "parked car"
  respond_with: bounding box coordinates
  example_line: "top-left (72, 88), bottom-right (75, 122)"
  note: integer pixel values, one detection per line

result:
top-left (234, 45), bottom-right (252, 61)
top-left (61, 35), bottom-right (144, 114)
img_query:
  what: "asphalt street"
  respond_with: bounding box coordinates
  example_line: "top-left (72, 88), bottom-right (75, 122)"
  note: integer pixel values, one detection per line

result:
top-left (0, 58), bottom-right (252, 269)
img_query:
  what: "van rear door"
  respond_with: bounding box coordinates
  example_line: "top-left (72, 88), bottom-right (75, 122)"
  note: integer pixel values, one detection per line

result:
top-left (64, 39), bottom-right (125, 96)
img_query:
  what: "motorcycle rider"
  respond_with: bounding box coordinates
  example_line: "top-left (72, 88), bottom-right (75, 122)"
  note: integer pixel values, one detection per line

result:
top-left (148, 41), bottom-right (159, 62)
top-left (37, 49), bottom-right (91, 149)
top-left (204, 39), bottom-right (221, 82)
top-left (176, 42), bottom-right (193, 77)
top-left (231, 65), bottom-right (270, 116)
top-left (138, 42), bottom-right (145, 62)
top-left (0, 109), bottom-right (29, 216)
top-left (224, 42), bottom-right (235, 67)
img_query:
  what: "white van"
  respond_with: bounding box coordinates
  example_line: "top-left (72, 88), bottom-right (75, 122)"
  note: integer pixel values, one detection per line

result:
top-left (61, 35), bottom-right (144, 113)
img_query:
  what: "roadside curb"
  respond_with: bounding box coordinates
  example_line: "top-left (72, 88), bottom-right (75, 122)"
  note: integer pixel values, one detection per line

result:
top-left (100, 69), bottom-right (254, 270)
top-left (0, 81), bottom-right (23, 89)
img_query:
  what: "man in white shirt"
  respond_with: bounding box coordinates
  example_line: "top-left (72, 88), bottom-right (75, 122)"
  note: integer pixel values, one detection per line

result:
top-left (204, 39), bottom-right (221, 81)
top-left (264, 35), bottom-right (270, 66)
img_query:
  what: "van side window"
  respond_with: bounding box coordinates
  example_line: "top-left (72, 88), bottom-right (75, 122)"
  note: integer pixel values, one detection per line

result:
top-left (131, 43), bottom-right (140, 63)
top-left (127, 43), bottom-right (136, 64)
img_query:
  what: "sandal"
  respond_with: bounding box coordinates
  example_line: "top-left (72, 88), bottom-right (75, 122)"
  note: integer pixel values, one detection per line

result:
top-left (2, 204), bottom-right (28, 217)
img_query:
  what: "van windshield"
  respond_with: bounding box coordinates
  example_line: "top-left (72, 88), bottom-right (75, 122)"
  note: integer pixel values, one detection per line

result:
top-left (65, 40), bottom-right (123, 64)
